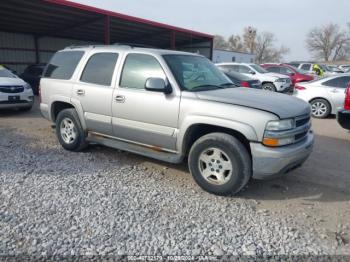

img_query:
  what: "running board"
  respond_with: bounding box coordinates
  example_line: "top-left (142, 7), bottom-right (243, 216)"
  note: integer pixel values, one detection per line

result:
top-left (87, 132), bottom-right (183, 164)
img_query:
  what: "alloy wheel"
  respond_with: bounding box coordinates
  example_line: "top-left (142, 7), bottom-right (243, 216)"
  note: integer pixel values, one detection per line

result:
top-left (198, 147), bottom-right (233, 185)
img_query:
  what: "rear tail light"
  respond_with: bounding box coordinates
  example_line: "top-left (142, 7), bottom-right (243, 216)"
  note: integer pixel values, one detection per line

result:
top-left (240, 81), bottom-right (250, 88)
top-left (344, 86), bottom-right (350, 110)
top-left (295, 84), bottom-right (306, 90)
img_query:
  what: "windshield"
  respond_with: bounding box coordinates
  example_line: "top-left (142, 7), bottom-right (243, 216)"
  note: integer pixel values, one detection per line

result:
top-left (0, 67), bottom-right (16, 78)
top-left (250, 64), bottom-right (268, 74)
top-left (163, 55), bottom-right (233, 91)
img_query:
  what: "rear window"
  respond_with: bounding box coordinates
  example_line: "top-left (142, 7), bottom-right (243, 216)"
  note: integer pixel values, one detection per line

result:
top-left (44, 51), bottom-right (84, 80)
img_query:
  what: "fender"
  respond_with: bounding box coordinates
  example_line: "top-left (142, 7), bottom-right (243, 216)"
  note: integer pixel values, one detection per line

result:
top-left (70, 97), bottom-right (87, 130)
top-left (177, 115), bottom-right (259, 153)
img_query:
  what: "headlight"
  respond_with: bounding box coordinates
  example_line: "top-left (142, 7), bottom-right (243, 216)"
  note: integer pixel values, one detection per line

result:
top-left (265, 119), bottom-right (294, 131)
top-left (275, 78), bottom-right (285, 82)
top-left (263, 119), bottom-right (295, 147)
top-left (24, 83), bottom-right (32, 90)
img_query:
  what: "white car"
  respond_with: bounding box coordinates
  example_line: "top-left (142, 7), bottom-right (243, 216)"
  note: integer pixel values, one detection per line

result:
top-left (297, 63), bottom-right (339, 77)
top-left (294, 74), bottom-right (350, 118)
top-left (216, 63), bottom-right (291, 92)
top-left (0, 65), bottom-right (34, 110)
top-left (339, 65), bottom-right (350, 72)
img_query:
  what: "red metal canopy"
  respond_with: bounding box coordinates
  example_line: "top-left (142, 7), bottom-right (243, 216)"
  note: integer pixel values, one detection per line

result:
top-left (0, 0), bottom-right (213, 50)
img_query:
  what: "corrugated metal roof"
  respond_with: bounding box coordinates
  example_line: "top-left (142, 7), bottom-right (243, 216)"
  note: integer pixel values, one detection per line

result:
top-left (0, 0), bottom-right (213, 49)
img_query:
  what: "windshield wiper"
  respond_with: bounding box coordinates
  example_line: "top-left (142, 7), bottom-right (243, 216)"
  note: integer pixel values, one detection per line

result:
top-left (191, 84), bottom-right (225, 90)
top-left (220, 82), bottom-right (237, 87)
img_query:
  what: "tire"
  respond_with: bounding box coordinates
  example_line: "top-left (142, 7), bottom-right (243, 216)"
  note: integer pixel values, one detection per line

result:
top-left (310, 98), bottom-right (331, 118)
top-left (188, 133), bottom-right (252, 196)
top-left (55, 108), bottom-right (88, 151)
top-left (262, 83), bottom-right (277, 92)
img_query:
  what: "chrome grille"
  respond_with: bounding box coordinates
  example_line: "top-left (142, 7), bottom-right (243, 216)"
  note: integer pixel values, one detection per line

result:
top-left (0, 86), bottom-right (24, 93)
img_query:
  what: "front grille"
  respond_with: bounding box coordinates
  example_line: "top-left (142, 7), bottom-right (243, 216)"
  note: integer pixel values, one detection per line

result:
top-left (0, 86), bottom-right (24, 93)
top-left (0, 100), bottom-right (28, 104)
top-left (296, 115), bottom-right (310, 127)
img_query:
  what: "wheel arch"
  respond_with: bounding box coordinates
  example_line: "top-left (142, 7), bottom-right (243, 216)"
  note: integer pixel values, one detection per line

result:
top-left (181, 123), bottom-right (253, 158)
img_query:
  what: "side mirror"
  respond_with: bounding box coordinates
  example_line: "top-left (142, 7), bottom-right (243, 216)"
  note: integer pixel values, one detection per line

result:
top-left (145, 78), bottom-right (172, 94)
top-left (290, 73), bottom-right (295, 76)
top-left (249, 70), bottom-right (256, 75)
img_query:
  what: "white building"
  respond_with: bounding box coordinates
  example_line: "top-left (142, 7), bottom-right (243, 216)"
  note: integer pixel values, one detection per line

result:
top-left (212, 49), bottom-right (255, 63)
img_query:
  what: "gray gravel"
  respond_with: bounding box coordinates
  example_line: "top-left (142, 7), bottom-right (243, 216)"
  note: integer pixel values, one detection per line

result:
top-left (0, 127), bottom-right (342, 257)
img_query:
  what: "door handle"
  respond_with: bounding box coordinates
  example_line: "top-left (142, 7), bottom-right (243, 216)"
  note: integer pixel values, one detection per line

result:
top-left (76, 89), bottom-right (85, 96)
top-left (330, 89), bottom-right (339, 93)
top-left (115, 95), bottom-right (125, 103)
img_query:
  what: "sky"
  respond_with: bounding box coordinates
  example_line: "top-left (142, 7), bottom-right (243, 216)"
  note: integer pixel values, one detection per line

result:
top-left (73, 0), bottom-right (350, 61)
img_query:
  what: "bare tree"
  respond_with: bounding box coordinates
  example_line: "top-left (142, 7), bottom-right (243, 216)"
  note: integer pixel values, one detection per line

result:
top-left (213, 35), bottom-right (229, 50)
top-left (242, 26), bottom-right (257, 54)
top-left (227, 35), bottom-right (245, 52)
top-left (255, 32), bottom-right (290, 63)
top-left (306, 23), bottom-right (350, 61)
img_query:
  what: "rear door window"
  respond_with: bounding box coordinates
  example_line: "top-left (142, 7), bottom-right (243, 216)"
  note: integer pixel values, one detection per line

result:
top-left (301, 64), bottom-right (311, 71)
top-left (238, 65), bottom-right (251, 74)
top-left (44, 51), bottom-right (84, 80)
top-left (322, 76), bottom-right (350, 88)
top-left (266, 66), bottom-right (281, 73)
top-left (80, 53), bottom-right (119, 86)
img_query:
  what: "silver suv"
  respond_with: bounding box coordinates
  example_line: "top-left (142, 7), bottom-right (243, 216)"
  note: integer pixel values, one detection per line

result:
top-left (40, 45), bottom-right (314, 195)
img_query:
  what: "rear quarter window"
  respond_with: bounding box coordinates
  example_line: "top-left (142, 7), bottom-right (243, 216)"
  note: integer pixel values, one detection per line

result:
top-left (44, 51), bottom-right (84, 80)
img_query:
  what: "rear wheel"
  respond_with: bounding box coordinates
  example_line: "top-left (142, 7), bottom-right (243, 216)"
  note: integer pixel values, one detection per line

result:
top-left (55, 108), bottom-right (88, 151)
top-left (310, 98), bottom-right (331, 118)
top-left (262, 83), bottom-right (277, 92)
top-left (188, 133), bottom-right (251, 196)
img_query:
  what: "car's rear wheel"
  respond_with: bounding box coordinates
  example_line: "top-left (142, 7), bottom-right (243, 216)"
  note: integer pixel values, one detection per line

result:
top-left (310, 98), bottom-right (331, 118)
top-left (262, 83), bottom-right (277, 92)
top-left (55, 108), bottom-right (88, 151)
top-left (188, 133), bottom-right (251, 196)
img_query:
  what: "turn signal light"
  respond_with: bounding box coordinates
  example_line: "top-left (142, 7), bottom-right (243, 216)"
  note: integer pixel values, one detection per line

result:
top-left (262, 138), bottom-right (279, 147)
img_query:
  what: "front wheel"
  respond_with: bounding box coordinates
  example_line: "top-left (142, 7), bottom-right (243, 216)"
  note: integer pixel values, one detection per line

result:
top-left (262, 83), bottom-right (277, 92)
top-left (188, 133), bottom-right (251, 196)
top-left (55, 108), bottom-right (88, 151)
top-left (310, 99), bottom-right (331, 118)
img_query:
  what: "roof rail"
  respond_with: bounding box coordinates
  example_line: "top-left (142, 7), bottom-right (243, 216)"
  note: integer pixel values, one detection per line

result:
top-left (113, 42), bottom-right (156, 48)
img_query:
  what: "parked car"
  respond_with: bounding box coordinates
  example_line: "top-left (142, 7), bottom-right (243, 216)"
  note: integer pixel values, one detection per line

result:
top-left (337, 85), bottom-right (350, 130)
top-left (0, 65), bottom-right (34, 110)
top-left (218, 68), bottom-right (262, 89)
top-left (40, 46), bottom-right (314, 196)
top-left (216, 62), bottom-right (291, 92)
top-left (261, 63), bottom-right (314, 87)
top-left (292, 62), bottom-right (338, 77)
top-left (294, 74), bottom-right (350, 118)
top-left (327, 65), bottom-right (345, 74)
top-left (339, 65), bottom-right (350, 73)
top-left (20, 64), bottom-right (46, 95)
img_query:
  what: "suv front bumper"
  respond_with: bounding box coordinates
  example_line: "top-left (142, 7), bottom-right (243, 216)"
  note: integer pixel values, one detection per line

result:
top-left (337, 110), bottom-right (350, 130)
top-left (250, 131), bottom-right (314, 179)
top-left (0, 90), bottom-right (34, 109)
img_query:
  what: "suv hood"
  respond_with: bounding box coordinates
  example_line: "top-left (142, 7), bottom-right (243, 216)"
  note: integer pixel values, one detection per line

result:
top-left (195, 88), bottom-right (310, 119)
top-left (0, 77), bottom-right (26, 86)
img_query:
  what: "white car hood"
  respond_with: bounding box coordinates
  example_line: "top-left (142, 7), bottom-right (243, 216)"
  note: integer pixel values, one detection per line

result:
top-left (0, 77), bottom-right (26, 86)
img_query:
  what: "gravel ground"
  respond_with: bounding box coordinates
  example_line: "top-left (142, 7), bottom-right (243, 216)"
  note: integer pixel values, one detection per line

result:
top-left (0, 126), bottom-right (347, 258)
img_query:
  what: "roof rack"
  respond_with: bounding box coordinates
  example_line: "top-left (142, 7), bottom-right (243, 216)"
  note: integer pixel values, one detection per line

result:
top-left (113, 42), bottom-right (156, 48)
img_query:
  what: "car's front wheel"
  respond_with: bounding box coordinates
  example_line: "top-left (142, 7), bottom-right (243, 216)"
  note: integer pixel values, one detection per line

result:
top-left (188, 133), bottom-right (251, 196)
top-left (262, 83), bottom-right (277, 92)
top-left (55, 108), bottom-right (88, 151)
top-left (310, 98), bottom-right (331, 118)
